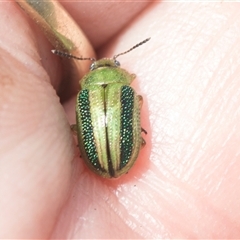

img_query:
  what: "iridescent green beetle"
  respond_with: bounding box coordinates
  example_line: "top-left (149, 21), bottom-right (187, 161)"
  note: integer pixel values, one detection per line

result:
top-left (52, 38), bottom-right (150, 178)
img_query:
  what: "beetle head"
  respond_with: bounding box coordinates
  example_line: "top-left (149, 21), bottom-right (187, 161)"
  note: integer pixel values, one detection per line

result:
top-left (90, 58), bottom-right (120, 71)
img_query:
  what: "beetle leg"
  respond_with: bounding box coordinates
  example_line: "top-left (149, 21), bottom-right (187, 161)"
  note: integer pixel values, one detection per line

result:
top-left (141, 127), bottom-right (147, 134)
top-left (130, 73), bottom-right (136, 83)
top-left (70, 124), bottom-right (77, 136)
top-left (138, 95), bottom-right (143, 108)
top-left (141, 137), bottom-right (146, 148)
top-left (71, 124), bottom-right (80, 151)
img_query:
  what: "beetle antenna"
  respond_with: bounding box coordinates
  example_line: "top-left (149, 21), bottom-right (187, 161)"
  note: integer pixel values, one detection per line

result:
top-left (51, 50), bottom-right (96, 61)
top-left (113, 37), bottom-right (150, 60)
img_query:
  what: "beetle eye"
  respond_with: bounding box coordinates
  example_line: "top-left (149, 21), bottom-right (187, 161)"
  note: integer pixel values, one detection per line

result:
top-left (90, 62), bottom-right (96, 71)
top-left (114, 60), bottom-right (120, 67)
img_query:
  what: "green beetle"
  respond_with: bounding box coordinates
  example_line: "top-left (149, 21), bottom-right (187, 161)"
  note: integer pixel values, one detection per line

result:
top-left (52, 38), bottom-right (150, 178)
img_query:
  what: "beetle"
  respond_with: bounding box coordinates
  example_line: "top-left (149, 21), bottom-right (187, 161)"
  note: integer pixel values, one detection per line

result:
top-left (52, 38), bottom-right (150, 178)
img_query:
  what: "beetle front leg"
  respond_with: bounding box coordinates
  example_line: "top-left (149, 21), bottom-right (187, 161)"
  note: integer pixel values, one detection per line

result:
top-left (130, 73), bottom-right (136, 83)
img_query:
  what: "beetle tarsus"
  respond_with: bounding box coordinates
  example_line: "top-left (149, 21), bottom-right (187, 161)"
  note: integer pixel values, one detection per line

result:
top-left (70, 124), bottom-right (78, 135)
top-left (141, 128), bottom-right (147, 135)
top-left (141, 137), bottom-right (146, 147)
